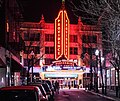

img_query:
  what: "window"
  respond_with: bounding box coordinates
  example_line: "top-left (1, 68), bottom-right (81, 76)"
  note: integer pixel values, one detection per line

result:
top-left (45, 34), bottom-right (54, 42)
top-left (24, 33), bottom-right (29, 40)
top-left (24, 46), bottom-right (40, 54)
top-left (70, 47), bottom-right (73, 54)
top-left (82, 35), bottom-right (97, 43)
top-left (45, 47), bottom-right (49, 54)
top-left (92, 35), bottom-right (97, 43)
top-left (34, 46), bottom-right (40, 54)
top-left (88, 48), bottom-right (92, 54)
top-left (70, 47), bottom-right (78, 55)
top-left (50, 47), bottom-right (54, 54)
top-left (24, 58), bottom-right (40, 67)
top-left (24, 33), bottom-right (40, 41)
top-left (82, 47), bottom-right (87, 54)
top-left (74, 48), bottom-right (78, 55)
top-left (82, 35), bottom-right (87, 43)
top-left (35, 33), bottom-right (40, 41)
top-left (45, 58), bottom-right (53, 65)
top-left (73, 35), bottom-right (77, 42)
top-left (45, 34), bottom-right (49, 41)
top-left (45, 47), bottom-right (54, 54)
top-left (82, 47), bottom-right (97, 55)
top-left (49, 34), bottom-right (54, 41)
top-left (24, 46), bottom-right (29, 54)
top-left (70, 35), bottom-right (78, 42)
top-left (30, 33), bottom-right (35, 41)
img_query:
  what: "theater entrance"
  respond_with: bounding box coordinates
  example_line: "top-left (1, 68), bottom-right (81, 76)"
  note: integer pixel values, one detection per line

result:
top-left (40, 70), bottom-right (84, 88)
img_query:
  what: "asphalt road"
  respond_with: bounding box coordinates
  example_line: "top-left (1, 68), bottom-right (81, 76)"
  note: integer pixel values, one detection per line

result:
top-left (54, 88), bottom-right (113, 101)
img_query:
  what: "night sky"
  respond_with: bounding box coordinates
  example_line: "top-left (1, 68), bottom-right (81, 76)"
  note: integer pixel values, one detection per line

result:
top-left (17, 0), bottom-right (78, 24)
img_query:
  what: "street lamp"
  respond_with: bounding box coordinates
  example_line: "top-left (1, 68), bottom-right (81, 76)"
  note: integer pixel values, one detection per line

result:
top-left (95, 49), bottom-right (105, 94)
top-left (95, 49), bottom-right (99, 56)
top-left (95, 50), bottom-right (105, 94)
top-left (95, 49), bottom-right (99, 93)
top-left (30, 51), bottom-right (34, 82)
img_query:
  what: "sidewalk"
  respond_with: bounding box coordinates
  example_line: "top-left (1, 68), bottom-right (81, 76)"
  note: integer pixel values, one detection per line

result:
top-left (85, 88), bottom-right (120, 101)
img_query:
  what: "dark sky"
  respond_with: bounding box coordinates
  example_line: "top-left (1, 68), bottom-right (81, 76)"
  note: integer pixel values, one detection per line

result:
top-left (17, 0), bottom-right (78, 24)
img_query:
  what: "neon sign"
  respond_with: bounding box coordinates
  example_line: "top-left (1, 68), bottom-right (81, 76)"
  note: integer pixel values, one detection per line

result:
top-left (55, 10), bottom-right (70, 60)
top-left (45, 74), bottom-right (78, 78)
top-left (63, 11), bottom-right (70, 59)
top-left (55, 11), bottom-right (63, 60)
top-left (45, 66), bottom-right (85, 71)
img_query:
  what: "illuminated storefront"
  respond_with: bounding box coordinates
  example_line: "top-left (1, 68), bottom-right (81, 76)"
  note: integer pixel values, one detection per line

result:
top-left (40, 67), bottom-right (84, 88)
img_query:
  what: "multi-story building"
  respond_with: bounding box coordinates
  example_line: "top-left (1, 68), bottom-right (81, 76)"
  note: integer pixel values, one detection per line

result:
top-left (20, 1), bottom-right (102, 87)
top-left (0, 0), bottom-right (25, 87)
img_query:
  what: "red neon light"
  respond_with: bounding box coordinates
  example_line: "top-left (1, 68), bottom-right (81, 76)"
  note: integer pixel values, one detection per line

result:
top-left (63, 10), bottom-right (70, 60)
top-left (55, 10), bottom-right (70, 60)
top-left (55, 11), bottom-right (63, 60)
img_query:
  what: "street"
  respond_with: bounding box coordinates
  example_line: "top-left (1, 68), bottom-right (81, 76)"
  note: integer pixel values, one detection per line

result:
top-left (54, 88), bottom-right (112, 101)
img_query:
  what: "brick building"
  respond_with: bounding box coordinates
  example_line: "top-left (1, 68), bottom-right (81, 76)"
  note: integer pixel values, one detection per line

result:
top-left (0, 0), bottom-right (25, 87)
top-left (20, 0), bottom-right (102, 86)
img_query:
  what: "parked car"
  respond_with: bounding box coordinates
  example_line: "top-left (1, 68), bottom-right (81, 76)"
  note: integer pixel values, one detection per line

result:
top-left (42, 80), bottom-right (55, 96)
top-left (0, 86), bottom-right (47, 101)
top-left (28, 83), bottom-right (49, 101)
top-left (41, 83), bottom-right (54, 101)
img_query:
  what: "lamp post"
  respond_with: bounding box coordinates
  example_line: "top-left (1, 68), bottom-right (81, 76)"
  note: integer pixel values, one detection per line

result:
top-left (104, 56), bottom-right (107, 95)
top-left (30, 51), bottom-right (34, 82)
top-left (95, 49), bottom-right (99, 93)
top-left (95, 49), bottom-right (105, 94)
top-left (100, 54), bottom-right (105, 94)
top-left (97, 50), bottom-right (105, 94)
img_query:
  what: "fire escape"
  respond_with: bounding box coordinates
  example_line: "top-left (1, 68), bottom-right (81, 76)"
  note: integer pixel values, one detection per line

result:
top-left (6, 0), bottom-right (25, 57)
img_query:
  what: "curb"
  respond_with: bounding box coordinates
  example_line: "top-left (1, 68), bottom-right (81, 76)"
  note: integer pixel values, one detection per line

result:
top-left (85, 90), bottom-right (119, 101)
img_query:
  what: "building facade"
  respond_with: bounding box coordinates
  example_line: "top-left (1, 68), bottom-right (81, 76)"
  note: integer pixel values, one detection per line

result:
top-left (0, 0), bottom-right (25, 87)
top-left (20, 1), bottom-right (102, 87)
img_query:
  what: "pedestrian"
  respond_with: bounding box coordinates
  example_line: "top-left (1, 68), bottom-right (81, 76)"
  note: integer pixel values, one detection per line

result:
top-left (52, 80), bottom-right (56, 92)
top-left (55, 81), bottom-right (59, 94)
top-left (68, 81), bottom-right (71, 89)
top-left (85, 84), bottom-right (88, 90)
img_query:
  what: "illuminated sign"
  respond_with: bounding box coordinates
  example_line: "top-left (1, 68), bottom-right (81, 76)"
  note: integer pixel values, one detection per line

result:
top-left (45, 74), bottom-right (78, 78)
top-left (55, 11), bottom-right (63, 60)
top-left (46, 66), bottom-right (61, 71)
top-left (62, 66), bottom-right (85, 70)
top-left (63, 10), bottom-right (70, 60)
top-left (45, 66), bottom-right (85, 71)
top-left (55, 10), bottom-right (70, 60)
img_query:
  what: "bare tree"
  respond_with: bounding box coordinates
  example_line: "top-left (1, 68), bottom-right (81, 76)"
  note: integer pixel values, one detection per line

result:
top-left (69, 0), bottom-right (120, 96)
top-left (26, 33), bottom-right (45, 85)
top-left (19, 27), bottom-right (45, 85)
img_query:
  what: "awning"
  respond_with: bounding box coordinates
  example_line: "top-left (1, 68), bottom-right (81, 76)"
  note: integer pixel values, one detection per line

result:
top-left (11, 58), bottom-right (24, 72)
top-left (0, 58), bottom-right (6, 68)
